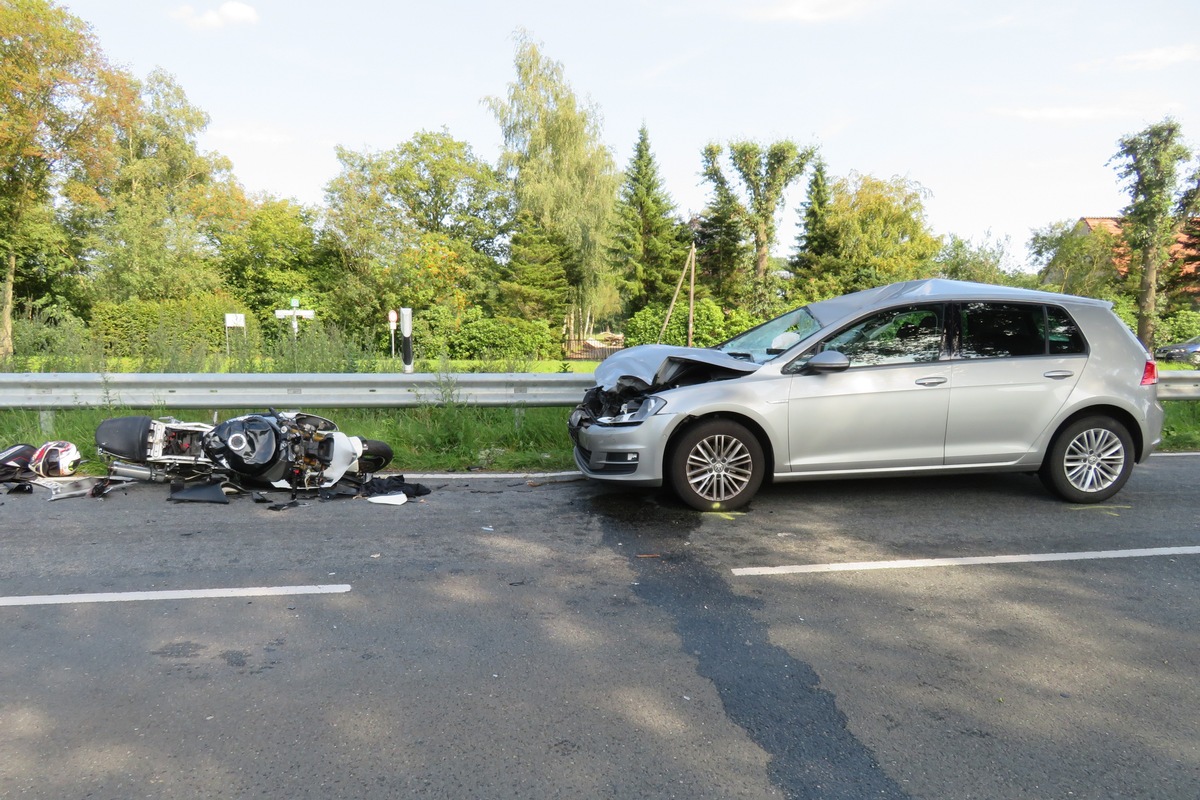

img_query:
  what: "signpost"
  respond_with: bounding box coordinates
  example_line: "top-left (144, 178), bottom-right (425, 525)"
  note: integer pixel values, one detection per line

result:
top-left (275, 298), bottom-right (314, 344)
top-left (400, 307), bottom-right (413, 374)
top-left (224, 313), bottom-right (245, 356)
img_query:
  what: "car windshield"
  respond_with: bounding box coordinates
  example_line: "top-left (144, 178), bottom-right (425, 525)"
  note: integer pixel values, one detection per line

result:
top-left (713, 307), bottom-right (822, 364)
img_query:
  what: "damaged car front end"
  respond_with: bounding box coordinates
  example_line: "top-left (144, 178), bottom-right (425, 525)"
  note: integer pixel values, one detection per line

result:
top-left (568, 345), bottom-right (763, 483)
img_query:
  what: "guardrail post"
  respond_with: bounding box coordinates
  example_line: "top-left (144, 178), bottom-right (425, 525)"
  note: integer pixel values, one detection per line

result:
top-left (39, 409), bottom-right (54, 436)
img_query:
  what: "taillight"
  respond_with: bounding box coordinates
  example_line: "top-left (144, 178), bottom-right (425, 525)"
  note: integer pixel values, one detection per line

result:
top-left (1141, 360), bottom-right (1158, 385)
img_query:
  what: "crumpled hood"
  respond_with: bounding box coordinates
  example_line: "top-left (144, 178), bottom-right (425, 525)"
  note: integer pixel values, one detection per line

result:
top-left (594, 344), bottom-right (760, 392)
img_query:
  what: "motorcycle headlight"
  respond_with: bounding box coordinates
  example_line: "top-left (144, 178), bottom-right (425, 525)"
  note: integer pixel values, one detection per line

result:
top-left (598, 395), bottom-right (667, 425)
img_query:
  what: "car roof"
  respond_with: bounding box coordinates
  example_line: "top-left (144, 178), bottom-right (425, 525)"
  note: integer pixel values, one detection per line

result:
top-left (806, 278), bottom-right (1112, 325)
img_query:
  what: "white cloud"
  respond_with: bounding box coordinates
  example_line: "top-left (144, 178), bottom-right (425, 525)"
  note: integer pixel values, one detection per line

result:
top-left (1112, 45), bottom-right (1199, 71)
top-left (988, 105), bottom-right (1131, 122)
top-left (1077, 44), bottom-right (1199, 73)
top-left (734, 0), bottom-right (884, 23)
top-left (172, 2), bottom-right (259, 31)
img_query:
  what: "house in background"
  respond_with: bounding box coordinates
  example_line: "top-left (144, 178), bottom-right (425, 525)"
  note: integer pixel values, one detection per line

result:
top-left (1075, 216), bottom-right (1199, 306)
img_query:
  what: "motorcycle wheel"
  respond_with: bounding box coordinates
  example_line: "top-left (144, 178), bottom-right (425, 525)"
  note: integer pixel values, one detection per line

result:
top-left (356, 439), bottom-right (394, 474)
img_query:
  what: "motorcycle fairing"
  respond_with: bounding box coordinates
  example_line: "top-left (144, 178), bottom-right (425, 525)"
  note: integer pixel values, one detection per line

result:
top-left (204, 415), bottom-right (283, 478)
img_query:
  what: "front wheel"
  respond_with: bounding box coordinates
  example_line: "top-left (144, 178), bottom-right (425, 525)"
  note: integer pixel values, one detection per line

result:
top-left (1040, 416), bottom-right (1133, 503)
top-left (668, 419), bottom-right (765, 511)
top-left (354, 439), bottom-right (394, 474)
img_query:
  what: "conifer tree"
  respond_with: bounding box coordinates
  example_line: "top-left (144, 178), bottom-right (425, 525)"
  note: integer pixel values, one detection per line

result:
top-left (609, 126), bottom-right (691, 314)
top-left (496, 210), bottom-right (571, 322)
top-left (789, 157), bottom-right (834, 276)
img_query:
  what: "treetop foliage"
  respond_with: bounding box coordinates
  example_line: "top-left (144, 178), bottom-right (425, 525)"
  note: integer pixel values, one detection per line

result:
top-left (2, 4), bottom-right (1199, 367)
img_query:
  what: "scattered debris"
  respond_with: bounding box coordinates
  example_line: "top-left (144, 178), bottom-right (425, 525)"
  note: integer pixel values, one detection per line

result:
top-left (367, 493), bottom-right (408, 506)
top-left (167, 480), bottom-right (230, 504)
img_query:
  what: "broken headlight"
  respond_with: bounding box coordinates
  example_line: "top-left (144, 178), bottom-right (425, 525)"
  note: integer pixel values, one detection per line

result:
top-left (597, 395), bottom-right (667, 426)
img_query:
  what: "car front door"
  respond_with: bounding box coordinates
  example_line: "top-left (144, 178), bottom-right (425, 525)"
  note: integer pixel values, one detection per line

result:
top-left (784, 304), bottom-right (951, 472)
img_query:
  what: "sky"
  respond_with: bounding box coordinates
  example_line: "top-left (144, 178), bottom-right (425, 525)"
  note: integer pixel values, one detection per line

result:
top-left (62, 0), bottom-right (1200, 268)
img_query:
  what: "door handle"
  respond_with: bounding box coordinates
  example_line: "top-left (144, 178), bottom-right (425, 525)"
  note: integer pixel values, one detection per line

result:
top-left (915, 376), bottom-right (948, 387)
top-left (1043, 370), bottom-right (1074, 380)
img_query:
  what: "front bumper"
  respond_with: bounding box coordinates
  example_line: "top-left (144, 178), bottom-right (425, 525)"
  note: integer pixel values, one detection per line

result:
top-left (570, 411), bottom-right (678, 487)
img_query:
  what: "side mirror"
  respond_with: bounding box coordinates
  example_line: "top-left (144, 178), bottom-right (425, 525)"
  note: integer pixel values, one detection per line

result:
top-left (805, 349), bottom-right (850, 373)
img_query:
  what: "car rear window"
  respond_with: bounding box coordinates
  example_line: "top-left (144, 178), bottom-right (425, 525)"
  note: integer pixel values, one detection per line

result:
top-left (958, 303), bottom-right (1085, 359)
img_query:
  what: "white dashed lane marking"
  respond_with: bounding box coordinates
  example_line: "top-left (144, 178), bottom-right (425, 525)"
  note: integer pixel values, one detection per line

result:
top-left (731, 546), bottom-right (1200, 576)
top-left (0, 584), bottom-right (352, 607)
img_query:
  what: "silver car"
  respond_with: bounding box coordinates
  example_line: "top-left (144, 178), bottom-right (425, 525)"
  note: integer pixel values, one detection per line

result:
top-left (569, 279), bottom-right (1164, 510)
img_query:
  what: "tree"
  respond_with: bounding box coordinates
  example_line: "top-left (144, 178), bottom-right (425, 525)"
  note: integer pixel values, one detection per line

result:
top-left (693, 184), bottom-right (752, 308)
top-left (791, 172), bottom-right (942, 298)
top-left (789, 156), bottom-right (834, 273)
top-left (0, 0), bottom-right (135, 358)
top-left (218, 196), bottom-right (324, 330)
top-left (701, 140), bottom-right (815, 280)
top-left (82, 69), bottom-right (245, 304)
top-left (494, 210), bottom-right (571, 321)
top-left (1110, 119), bottom-right (1197, 346)
top-left (935, 233), bottom-right (1035, 288)
top-left (322, 132), bottom-right (504, 338)
top-left (609, 125), bottom-right (691, 314)
top-left (486, 32), bottom-right (619, 336)
top-left (1030, 220), bottom-right (1122, 298)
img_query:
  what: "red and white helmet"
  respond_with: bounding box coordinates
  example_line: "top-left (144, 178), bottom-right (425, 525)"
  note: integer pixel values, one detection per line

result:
top-left (30, 441), bottom-right (83, 477)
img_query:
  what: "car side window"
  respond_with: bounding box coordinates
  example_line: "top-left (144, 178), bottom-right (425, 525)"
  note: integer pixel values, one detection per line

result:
top-left (958, 303), bottom-right (1048, 359)
top-left (795, 304), bottom-right (945, 369)
top-left (1046, 305), bottom-right (1087, 354)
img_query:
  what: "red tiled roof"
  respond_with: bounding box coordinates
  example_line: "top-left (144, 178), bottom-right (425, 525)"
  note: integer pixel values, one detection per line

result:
top-left (1077, 216), bottom-right (1198, 275)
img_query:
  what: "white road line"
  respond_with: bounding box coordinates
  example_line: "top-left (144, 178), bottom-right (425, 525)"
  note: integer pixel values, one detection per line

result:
top-left (731, 546), bottom-right (1200, 576)
top-left (0, 584), bottom-right (352, 607)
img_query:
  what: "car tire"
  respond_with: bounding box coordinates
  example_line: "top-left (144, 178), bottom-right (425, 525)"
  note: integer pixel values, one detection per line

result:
top-left (1040, 416), bottom-right (1134, 503)
top-left (668, 419), bottom-right (765, 511)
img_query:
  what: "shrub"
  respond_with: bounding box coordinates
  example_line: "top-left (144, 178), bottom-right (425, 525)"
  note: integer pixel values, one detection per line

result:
top-left (624, 299), bottom-right (749, 347)
top-left (450, 316), bottom-right (557, 360)
top-left (90, 294), bottom-right (259, 369)
top-left (1157, 310), bottom-right (1200, 346)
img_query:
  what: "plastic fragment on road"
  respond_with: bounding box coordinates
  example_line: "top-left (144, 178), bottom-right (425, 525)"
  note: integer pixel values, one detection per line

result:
top-left (367, 492), bottom-right (408, 506)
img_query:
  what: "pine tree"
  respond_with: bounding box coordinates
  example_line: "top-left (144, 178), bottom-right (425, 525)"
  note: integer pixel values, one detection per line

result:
top-left (609, 126), bottom-right (691, 315)
top-left (694, 182), bottom-right (752, 308)
top-left (496, 210), bottom-right (571, 322)
top-left (789, 157), bottom-right (834, 277)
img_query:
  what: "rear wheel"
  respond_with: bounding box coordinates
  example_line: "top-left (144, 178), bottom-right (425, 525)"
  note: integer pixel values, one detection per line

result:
top-left (1040, 416), bottom-right (1133, 503)
top-left (668, 419), bottom-right (765, 511)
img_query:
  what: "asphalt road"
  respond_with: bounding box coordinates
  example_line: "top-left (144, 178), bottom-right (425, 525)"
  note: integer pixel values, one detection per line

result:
top-left (1, 455), bottom-right (1197, 799)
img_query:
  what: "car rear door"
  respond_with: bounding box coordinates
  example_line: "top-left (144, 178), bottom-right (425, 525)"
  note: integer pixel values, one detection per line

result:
top-left (944, 302), bottom-right (1086, 465)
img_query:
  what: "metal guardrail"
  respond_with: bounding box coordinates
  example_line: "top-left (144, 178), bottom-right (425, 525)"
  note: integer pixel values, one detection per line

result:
top-left (0, 370), bottom-right (1195, 411)
top-left (0, 372), bottom-right (596, 410)
top-left (1155, 371), bottom-right (1200, 401)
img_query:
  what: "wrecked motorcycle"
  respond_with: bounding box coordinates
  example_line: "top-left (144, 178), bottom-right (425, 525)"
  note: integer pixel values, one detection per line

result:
top-left (94, 410), bottom-right (394, 494)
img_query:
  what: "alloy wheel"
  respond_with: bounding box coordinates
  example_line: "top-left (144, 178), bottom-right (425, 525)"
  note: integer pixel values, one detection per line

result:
top-left (685, 433), bottom-right (755, 502)
top-left (1062, 427), bottom-right (1126, 493)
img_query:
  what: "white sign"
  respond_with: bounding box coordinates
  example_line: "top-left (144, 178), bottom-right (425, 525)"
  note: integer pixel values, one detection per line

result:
top-left (224, 313), bottom-right (246, 328)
